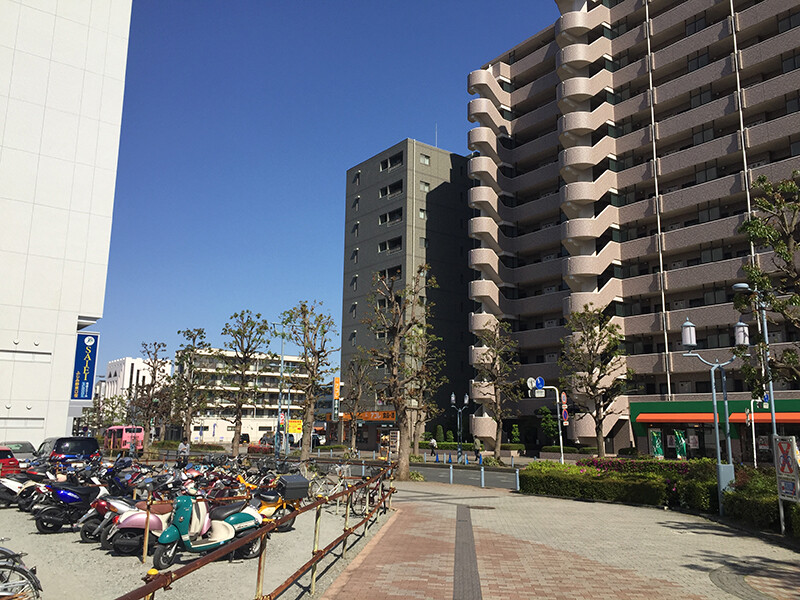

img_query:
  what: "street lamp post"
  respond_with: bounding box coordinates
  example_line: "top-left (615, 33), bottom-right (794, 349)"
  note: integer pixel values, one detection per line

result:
top-left (271, 321), bottom-right (286, 459)
top-left (732, 282), bottom-right (784, 534)
top-left (450, 393), bottom-right (468, 464)
top-left (682, 318), bottom-right (748, 516)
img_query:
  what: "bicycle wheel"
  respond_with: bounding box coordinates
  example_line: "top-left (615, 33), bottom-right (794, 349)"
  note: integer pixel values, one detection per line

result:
top-left (350, 486), bottom-right (368, 517)
top-left (308, 478), bottom-right (329, 498)
top-left (0, 563), bottom-right (42, 599)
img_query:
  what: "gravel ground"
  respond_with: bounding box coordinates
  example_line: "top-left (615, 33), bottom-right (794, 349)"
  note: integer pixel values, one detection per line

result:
top-left (0, 498), bottom-right (390, 600)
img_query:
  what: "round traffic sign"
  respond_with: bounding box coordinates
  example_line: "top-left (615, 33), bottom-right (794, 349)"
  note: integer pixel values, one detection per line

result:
top-left (562, 409), bottom-right (569, 421)
top-left (561, 391), bottom-right (567, 403)
top-left (526, 377), bottom-right (536, 390)
top-left (535, 376), bottom-right (545, 390)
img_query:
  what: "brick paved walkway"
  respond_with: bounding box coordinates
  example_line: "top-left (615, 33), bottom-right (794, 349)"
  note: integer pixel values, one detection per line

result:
top-left (320, 481), bottom-right (800, 600)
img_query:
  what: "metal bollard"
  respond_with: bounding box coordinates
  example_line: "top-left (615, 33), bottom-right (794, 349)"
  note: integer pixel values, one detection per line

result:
top-left (361, 461), bottom-right (365, 477)
top-left (317, 448), bottom-right (320, 458)
top-left (516, 468), bottom-right (520, 491)
top-left (511, 455), bottom-right (515, 468)
top-left (330, 449), bottom-right (333, 458)
top-left (449, 464), bottom-right (453, 485)
top-left (480, 466), bottom-right (485, 488)
top-left (424, 453), bottom-right (427, 463)
top-left (373, 450), bottom-right (376, 460)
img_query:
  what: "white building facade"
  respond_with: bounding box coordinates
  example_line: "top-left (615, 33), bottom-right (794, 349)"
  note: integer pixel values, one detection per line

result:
top-left (0, 1), bottom-right (132, 444)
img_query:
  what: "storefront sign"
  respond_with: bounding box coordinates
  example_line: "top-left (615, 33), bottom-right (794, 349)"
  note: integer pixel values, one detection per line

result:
top-left (327, 410), bottom-right (396, 422)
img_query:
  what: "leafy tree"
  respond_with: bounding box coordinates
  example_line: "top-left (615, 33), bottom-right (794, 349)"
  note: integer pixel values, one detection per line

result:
top-left (559, 303), bottom-right (632, 458)
top-left (362, 265), bottom-right (436, 480)
top-left (173, 328), bottom-right (211, 440)
top-left (735, 172), bottom-right (800, 389)
top-left (220, 310), bottom-right (271, 456)
top-left (82, 393), bottom-right (128, 433)
top-left (511, 424), bottom-right (521, 444)
top-left (341, 354), bottom-right (373, 452)
top-left (129, 341), bottom-right (171, 454)
top-left (446, 430), bottom-right (454, 443)
top-left (435, 424), bottom-right (444, 443)
top-left (279, 300), bottom-right (338, 462)
top-left (536, 406), bottom-right (559, 444)
top-left (472, 320), bottom-right (522, 458)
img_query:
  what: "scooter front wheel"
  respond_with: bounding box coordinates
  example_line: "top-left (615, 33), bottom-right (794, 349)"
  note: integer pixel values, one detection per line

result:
top-left (235, 533), bottom-right (262, 559)
top-left (153, 542), bottom-right (178, 570)
top-left (274, 506), bottom-right (296, 533)
top-left (79, 517), bottom-right (102, 543)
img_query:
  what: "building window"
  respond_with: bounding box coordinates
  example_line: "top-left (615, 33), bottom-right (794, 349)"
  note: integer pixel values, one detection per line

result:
top-left (350, 331), bottom-right (357, 347)
top-left (378, 208), bottom-right (403, 225)
top-left (419, 181), bottom-right (430, 193)
top-left (779, 10), bottom-right (800, 33)
top-left (377, 265), bottom-right (401, 281)
top-left (685, 15), bottom-right (706, 37)
top-left (378, 237), bottom-right (402, 253)
top-left (692, 125), bottom-right (714, 145)
top-left (379, 180), bottom-right (403, 198)
top-left (782, 51), bottom-right (800, 74)
top-left (380, 152), bottom-right (403, 171)
top-left (690, 86), bottom-right (712, 108)
top-left (354, 171), bottom-right (360, 186)
top-left (420, 154), bottom-right (430, 166)
top-left (351, 275), bottom-right (358, 291)
top-left (687, 51), bottom-right (709, 72)
top-left (787, 91), bottom-right (800, 113)
top-left (351, 248), bottom-right (358, 263)
top-left (695, 163), bottom-right (718, 183)
top-left (352, 222), bottom-right (359, 237)
top-left (419, 237), bottom-right (428, 249)
top-left (419, 208), bottom-right (427, 219)
top-left (352, 196), bottom-right (360, 212)
top-left (350, 303), bottom-right (357, 319)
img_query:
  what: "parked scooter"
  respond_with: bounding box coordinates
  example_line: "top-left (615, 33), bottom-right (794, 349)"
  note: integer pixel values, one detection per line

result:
top-left (34, 481), bottom-right (109, 533)
top-left (151, 491), bottom-right (262, 569)
top-left (250, 475), bottom-right (309, 532)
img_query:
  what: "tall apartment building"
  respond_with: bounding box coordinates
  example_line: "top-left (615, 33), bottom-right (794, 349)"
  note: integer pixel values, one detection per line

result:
top-left (467, 0), bottom-right (800, 455)
top-left (342, 139), bottom-right (473, 444)
top-left (0, 1), bottom-right (132, 444)
top-left (101, 357), bottom-right (173, 400)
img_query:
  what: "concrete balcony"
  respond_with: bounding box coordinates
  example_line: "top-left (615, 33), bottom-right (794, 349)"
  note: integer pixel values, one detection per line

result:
top-left (467, 69), bottom-right (510, 107)
top-left (565, 279), bottom-right (622, 312)
top-left (468, 156), bottom-right (502, 195)
top-left (469, 345), bottom-right (491, 366)
top-left (468, 186), bottom-right (503, 222)
top-left (563, 242), bottom-right (621, 278)
top-left (562, 204), bottom-right (620, 245)
top-left (469, 279), bottom-right (503, 315)
top-left (468, 216), bottom-right (503, 254)
top-left (511, 258), bottom-right (564, 287)
top-left (665, 257), bottom-right (747, 291)
top-left (470, 414), bottom-right (497, 440)
top-left (467, 126), bottom-right (504, 165)
top-left (469, 380), bottom-right (494, 402)
top-left (469, 248), bottom-right (503, 284)
top-left (557, 37), bottom-right (611, 73)
top-left (467, 98), bottom-right (509, 137)
top-left (469, 312), bottom-right (498, 333)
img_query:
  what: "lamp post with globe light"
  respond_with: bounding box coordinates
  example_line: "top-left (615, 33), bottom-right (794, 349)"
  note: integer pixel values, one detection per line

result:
top-left (450, 393), bottom-right (468, 464)
top-left (681, 318), bottom-right (749, 516)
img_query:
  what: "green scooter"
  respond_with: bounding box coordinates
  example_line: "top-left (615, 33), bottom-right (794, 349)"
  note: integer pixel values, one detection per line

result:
top-left (152, 492), bottom-right (263, 570)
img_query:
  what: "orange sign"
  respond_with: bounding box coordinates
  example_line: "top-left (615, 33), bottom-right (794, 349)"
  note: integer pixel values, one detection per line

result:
top-left (327, 410), bottom-right (396, 422)
top-left (333, 377), bottom-right (340, 400)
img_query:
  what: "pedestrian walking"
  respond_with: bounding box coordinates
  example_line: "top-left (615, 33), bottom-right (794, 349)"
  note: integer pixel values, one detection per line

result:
top-left (430, 437), bottom-right (438, 458)
top-left (177, 436), bottom-right (190, 467)
top-left (473, 438), bottom-right (481, 462)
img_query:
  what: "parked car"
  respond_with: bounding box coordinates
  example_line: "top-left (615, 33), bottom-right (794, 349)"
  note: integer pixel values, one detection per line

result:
top-left (239, 433), bottom-right (250, 445)
top-left (0, 446), bottom-right (20, 475)
top-left (37, 436), bottom-right (100, 462)
top-left (0, 441), bottom-right (36, 462)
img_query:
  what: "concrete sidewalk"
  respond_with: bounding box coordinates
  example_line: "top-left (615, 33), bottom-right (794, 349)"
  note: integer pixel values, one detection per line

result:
top-left (321, 481), bottom-right (800, 600)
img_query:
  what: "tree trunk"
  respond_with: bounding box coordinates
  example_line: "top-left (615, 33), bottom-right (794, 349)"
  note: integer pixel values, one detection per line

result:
top-left (184, 409), bottom-right (192, 441)
top-left (142, 421), bottom-right (151, 456)
top-left (494, 418), bottom-right (503, 459)
top-left (299, 403), bottom-right (314, 462)
top-left (232, 411), bottom-right (241, 456)
top-left (595, 401), bottom-right (606, 458)
top-left (348, 419), bottom-right (357, 452)
top-left (395, 407), bottom-right (411, 480)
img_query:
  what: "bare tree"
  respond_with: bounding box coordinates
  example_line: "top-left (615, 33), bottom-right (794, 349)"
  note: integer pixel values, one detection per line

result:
top-left (280, 300), bottom-right (338, 462)
top-left (129, 341), bottom-right (171, 455)
top-left (362, 265), bottom-right (435, 480)
top-left (473, 320), bottom-right (522, 458)
top-left (341, 353), bottom-right (373, 452)
top-left (173, 328), bottom-right (211, 440)
top-left (405, 324), bottom-right (446, 456)
top-left (559, 303), bottom-right (632, 458)
top-left (220, 310), bottom-right (271, 456)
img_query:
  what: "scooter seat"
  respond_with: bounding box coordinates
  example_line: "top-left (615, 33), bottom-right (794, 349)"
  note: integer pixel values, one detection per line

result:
top-left (55, 484), bottom-right (102, 501)
top-left (134, 500), bottom-right (172, 514)
top-left (255, 490), bottom-right (280, 502)
top-left (208, 500), bottom-right (246, 521)
top-left (4, 473), bottom-right (28, 482)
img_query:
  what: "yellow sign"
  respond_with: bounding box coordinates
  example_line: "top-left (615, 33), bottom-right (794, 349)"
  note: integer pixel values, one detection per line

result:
top-left (333, 377), bottom-right (340, 400)
top-left (287, 419), bottom-right (302, 434)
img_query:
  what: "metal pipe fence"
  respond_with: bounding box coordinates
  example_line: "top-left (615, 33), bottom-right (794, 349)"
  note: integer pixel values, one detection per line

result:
top-left (114, 463), bottom-right (395, 600)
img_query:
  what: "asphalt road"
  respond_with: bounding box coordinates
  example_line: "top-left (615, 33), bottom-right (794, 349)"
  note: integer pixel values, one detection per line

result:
top-left (412, 464), bottom-right (519, 490)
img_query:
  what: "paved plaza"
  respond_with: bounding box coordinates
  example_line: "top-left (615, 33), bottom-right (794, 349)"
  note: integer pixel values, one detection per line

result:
top-left (321, 481), bottom-right (800, 600)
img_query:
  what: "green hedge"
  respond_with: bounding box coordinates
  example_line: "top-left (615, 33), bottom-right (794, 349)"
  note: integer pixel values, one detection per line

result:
top-left (724, 491), bottom-right (780, 530)
top-left (542, 446), bottom-right (578, 453)
top-left (519, 469), bottom-right (667, 506)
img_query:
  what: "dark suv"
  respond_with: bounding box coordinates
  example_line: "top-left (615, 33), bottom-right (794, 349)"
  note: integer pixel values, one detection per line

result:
top-left (37, 436), bottom-right (100, 462)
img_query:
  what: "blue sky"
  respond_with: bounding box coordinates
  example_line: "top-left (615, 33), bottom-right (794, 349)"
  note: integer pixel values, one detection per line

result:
top-left (97, 1), bottom-right (561, 372)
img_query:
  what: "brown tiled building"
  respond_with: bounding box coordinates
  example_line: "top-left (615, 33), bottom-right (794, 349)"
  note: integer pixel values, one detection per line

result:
top-left (467, 0), bottom-right (800, 454)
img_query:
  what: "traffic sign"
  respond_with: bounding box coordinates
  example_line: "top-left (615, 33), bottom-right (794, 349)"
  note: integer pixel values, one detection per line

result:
top-left (535, 376), bottom-right (545, 390)
top-left (526, 377), bottom-right (536, 390)
top-left (279, 412), bottom-right (285, 425)
top-left (562, 408), bottom-right (569, 422)
top-left (745, 408), bottom-right (751, 426)
top-left (534, 389), bottom-right (545, 397)
top-left (560, 391), bottom-right (567, 403)
top-left (778, 440), bottom-right (794, 474)
top-left (763, 393), bottom-right (770, 410)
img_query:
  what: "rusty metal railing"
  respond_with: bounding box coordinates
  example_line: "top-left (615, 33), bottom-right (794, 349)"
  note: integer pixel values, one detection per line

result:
top-left (114, 463), bottom-right (395, 600)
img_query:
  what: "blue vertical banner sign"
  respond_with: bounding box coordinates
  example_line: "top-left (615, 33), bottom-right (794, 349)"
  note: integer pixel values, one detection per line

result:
top-left (71, 333), bottom-right (99, 400)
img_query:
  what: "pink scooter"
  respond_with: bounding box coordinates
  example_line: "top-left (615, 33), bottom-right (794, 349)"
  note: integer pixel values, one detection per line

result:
top-left (108, 499), bottom-right (174, 555)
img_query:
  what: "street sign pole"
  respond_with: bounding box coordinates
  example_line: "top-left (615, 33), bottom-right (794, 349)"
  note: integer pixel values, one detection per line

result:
top-left (542, 385), bottom-right (563, 464)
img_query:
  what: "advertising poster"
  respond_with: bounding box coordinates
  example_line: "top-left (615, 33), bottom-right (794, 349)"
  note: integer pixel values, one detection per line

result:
top-left (674, 430), bottom-right (687, 460)
top-left (70, 333), bottom-right (99, 401)
top-left (649, 430), bottom-right (664, 458)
